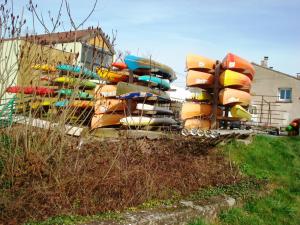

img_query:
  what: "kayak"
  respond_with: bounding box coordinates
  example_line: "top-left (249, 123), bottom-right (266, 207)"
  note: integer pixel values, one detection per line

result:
top-left (181, 102), bottom-right (212, 120)
top-left (220, 70), bottom-right (251, 90)
top-left (120, 116), bottom-right (177, 126)
top-left (184, 119), bottom-right (211, 130)
top-left (116, 82), bottom-right (170, 101)
top-left (6, 86), bottom-right (56, 96)
top-left (91, 114), bottom-right (124, 129)
top-left (185, 88), bottom-right (212, 102)
top-left (112, 62), bottom-right (127, 70)
top-left (230, 105), bottom-right (251, 120)
top-left (222, 53), bottom-right (255, 80)
top-left (186, 70), bottom-right (214, 87)
top-left (138, 75), bottom-right (170, 90)
top-left (30, 99), bottom-right (57, 109)
top-left (219, 88), bottom-right (251, 106)
top-left (56, 64), bottom-right (99, 80)
top-left (95, 85), bottom-right (117, 98)
top-left (136, 103), bottom-right (173, 115)
top-left (32, 64), bottom-right (57, 72)
top-left (54, 77), bottom-right (96, 89)
top-left (55, 100), bottom-right (94, 108)
top-left (97, 69), bottom-right (129, 83)
top-left (57, 89), bottom-right (93, 100)
top-left (94, 99), bottom-right (127, 114)
top-left (124, 55), bottom-right (176, 81)
top-left (186, 54), bottom-right (216, 72)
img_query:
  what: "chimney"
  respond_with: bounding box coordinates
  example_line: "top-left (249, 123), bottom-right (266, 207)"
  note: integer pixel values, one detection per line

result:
top-left (261, 56), bottom-right (269, 67)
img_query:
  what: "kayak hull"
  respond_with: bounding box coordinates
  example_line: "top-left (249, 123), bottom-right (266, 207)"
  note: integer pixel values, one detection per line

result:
top-left (186, 70), bottom-right (214, 88)
top-left (230, 105), bottom-right (251, 120)
top-left (124, 55), bottom-right (176, 81)
top-left (222, 53), bottom-right (255, 80)
top-left (186, 54), bottom-right (216, 72)
top-left (138, 75), bottom-right (170, 90)
top-left (181, 102), bottom-right (212, 120)
top-left (97, 69), bottom-right (129, 83)
top-left (185, 88), bottom-right (212, 102)
top-left (120, 116), bottom-right (176, 126)
top-left (219, 88), bottom-right (251, 106)
top-left (91, 114), bottom-right (124, 129)
top-left (94, 99), bottom-right (127, 114)
top-left (220, 70), bottom-right (251, 90)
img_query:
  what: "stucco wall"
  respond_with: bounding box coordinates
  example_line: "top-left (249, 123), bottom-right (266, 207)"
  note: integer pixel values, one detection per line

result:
top-left (0, 40), bottom-right (20, 105)
top-left (251, 65), bottom-right (300, 127)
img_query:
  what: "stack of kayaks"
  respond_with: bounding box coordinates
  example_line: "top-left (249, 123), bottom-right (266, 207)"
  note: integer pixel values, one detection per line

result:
top-left (91, 83), bottom-right (128, 129)
top-left (120, 55), bottom-right (176, 128)
top-left (219, 53), bottom-right (254, 121)
top-left (6, 63), bottom-right (98, 124)
top-left (182, 54), bottom-right (216, 130)
top-left (92, 55), bottom-right (177, 129)
top-left (182, 53), bottom-right (255, 131)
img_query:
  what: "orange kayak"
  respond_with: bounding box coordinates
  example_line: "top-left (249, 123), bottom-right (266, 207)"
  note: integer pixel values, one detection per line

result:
top-left (186, 54), bottom-right (216, 72)
top-left (219, 70), bottom-right (251, 90)
top-left (94, 99), bottom-right (127, 114)
top-left (186, 70), bottom-right (214, 87)
top-left (222, 53), bottom-right (255, 80)
top-left (184, 119), bottom-right (211, 130)
top-left (181, 102), bottom-right (212, 120)
top-left (219, 88), bottom-right (251, 106)
top-left (91, 114), bottom-right (124, 129)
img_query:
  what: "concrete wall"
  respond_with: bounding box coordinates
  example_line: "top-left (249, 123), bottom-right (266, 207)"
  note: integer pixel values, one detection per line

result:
top-left (251, 64), bottom-right (300, 127)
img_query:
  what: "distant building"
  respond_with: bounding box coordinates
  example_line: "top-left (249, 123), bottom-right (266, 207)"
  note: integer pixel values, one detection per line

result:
top-left (22, 28), bottom-right (115, 69)
top-left (251, 57), bottom-right (300, 128)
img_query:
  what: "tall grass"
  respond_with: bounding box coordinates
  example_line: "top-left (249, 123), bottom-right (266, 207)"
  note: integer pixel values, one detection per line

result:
top-left (190, 135), bottom-right (300, 225)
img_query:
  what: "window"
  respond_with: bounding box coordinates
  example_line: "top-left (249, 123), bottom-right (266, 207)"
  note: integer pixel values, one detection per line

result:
top-left (278, 88), bottom-right (292, 102)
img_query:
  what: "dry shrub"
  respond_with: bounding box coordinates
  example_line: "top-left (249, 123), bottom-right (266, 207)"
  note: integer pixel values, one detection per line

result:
top-left (0, 127), bottom-right (240, 224)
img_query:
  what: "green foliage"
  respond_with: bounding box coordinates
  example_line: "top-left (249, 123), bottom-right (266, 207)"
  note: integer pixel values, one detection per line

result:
top-left (189, 217), bottom-right (210, 225)
top-left (190, 135), bottom-right (300, 225)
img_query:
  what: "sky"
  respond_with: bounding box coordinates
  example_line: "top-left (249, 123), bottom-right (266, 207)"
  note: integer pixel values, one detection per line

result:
top-left (14, 0), bottom-right (300, 87)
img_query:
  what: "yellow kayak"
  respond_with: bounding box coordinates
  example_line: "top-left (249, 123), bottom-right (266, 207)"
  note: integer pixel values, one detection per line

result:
top-left (30, 98), bottom-right (57, 109)
top-left (185, 88), bottom-right (212, 102)
top-left (97, 69), bottom-right (129, 83)
top-left (230, 105), bottom-right (251, 121)
top-left (32, 64), bottom-right (57, 72)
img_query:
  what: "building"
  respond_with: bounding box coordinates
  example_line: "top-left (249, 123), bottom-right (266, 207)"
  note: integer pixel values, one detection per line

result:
top-left (251, 57), bottom-right (300, 128)
top-left (0, 28), bottom-right (114, 105)
top-left (22, 28), bottom-right (115, 69)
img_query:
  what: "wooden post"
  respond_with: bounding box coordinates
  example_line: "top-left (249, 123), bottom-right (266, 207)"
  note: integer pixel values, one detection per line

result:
top-left (127, 70), bottom-right (134, 115)
top-left (260, 96), bottom-right (264, 124)
top-left (211, 62), bottom-right (220, 129)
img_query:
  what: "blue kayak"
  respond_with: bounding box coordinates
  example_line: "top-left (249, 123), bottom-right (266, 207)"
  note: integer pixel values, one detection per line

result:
top-left (124, 55), bottom-right (176, 81)
top-left (56, 64), bottom-right (99, 80)
top-left (138, 75), bottom-right (170, 90)
top-left (55, 100), bottom-right (69, 107)
top-left (118, 92), bottom-right (170, 102)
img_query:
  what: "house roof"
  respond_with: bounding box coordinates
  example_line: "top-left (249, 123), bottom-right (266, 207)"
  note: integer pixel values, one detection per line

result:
top-left (6, 28), bottom-right (114, 54)
top-left (252, 63), bottom-right (299, 81)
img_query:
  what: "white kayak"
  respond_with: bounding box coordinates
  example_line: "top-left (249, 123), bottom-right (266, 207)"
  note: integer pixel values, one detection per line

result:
top-left (136, 103), bottom-right (173, 115)
top-left (120, 116), bottom-right (177, 126)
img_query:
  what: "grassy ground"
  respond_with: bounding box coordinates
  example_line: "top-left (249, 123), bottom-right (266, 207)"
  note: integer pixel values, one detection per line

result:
top-left (190, 135), bottom-right (300, 225)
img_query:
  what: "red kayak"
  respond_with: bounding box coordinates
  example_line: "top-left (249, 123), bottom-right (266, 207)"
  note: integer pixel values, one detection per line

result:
top-left (222, 53), bottom-right (255, 80)
top-left (112, 62), bottom-right (127, 70)
top-left (6, 86), bottom-right (55, 96)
